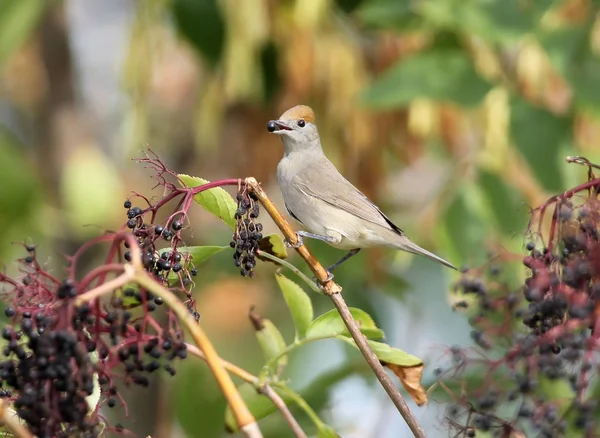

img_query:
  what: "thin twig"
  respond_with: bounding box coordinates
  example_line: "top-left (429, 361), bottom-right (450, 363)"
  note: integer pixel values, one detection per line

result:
top-left (186, 344), bottom-right (308, 438)
top-left (0, 400), bottom-right (33, 438)
top-left (259, 386), bottom-right (308, 438)
top-left (246, 177), bottom-right (426, 438)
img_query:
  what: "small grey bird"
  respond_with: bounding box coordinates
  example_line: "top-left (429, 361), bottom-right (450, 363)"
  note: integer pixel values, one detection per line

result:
top-left (267, 105), bottom-right (457, 277)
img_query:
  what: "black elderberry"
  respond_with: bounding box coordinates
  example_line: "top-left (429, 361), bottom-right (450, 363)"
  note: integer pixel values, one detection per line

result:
top-left (171, 220), bottom-right (183, 231)
top-left (162, 229), bottom-right (172, 241)
top-left (4, 307), bottom-right (15, 317)
top-left (127, 209), bottom-right (136, 219)
top-left (127, 219), bottom-right (137, 229)
top-left (156, 259), bottom-right (171, 271)
top-left (154, 225), bottom-right (164, 235)
top-left (124, 200), bottom-right (132, 209)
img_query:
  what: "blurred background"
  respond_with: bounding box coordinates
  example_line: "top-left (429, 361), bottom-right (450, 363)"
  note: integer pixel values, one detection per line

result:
top-left (1, 0), bottom-right (600, 436)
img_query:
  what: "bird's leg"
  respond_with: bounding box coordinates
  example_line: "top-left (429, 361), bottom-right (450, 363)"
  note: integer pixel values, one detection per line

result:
top-left (285, 231), bottom-right (338, 249)
top-left (326, 248), bottom-right (361, 274)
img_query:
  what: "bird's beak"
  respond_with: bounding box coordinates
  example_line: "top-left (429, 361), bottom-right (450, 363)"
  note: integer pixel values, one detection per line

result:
top-left (267, 120), bottom-right (292, 133)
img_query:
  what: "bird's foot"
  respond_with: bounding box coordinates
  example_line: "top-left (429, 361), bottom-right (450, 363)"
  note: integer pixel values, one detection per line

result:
top-left (284, 233), bottom-right (304, 249)
top-left (313, 270), bottom-right (334, 286)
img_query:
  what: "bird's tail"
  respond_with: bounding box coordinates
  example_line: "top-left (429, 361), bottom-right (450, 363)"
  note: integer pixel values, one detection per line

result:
top-left (394, 235), bottom-right (458, 271)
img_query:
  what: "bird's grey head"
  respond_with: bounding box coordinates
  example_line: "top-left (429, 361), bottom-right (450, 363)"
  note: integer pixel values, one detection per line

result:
top-left (267, 105), bottom-right (321, 155)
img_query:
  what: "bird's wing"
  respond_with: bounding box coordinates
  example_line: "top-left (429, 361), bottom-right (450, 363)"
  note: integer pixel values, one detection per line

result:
top-left (294, 162), bottom-right (404, 234)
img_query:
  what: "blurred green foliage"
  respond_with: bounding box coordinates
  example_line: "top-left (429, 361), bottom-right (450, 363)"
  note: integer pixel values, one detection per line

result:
top-left (2, 0), bottom-right (600, 436)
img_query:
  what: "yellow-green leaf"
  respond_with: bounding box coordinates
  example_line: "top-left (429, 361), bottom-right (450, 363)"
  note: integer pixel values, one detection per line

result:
top-left (178, 174), bottom-right (237, 229)
top-left (257, 233), bottom-right (288, 260)
top-left (249, 308), bottom-right (288, 374)
top-left (307, 308), bottom-right (384, 340)
top-left (275, 274), bottom-right (313, 340)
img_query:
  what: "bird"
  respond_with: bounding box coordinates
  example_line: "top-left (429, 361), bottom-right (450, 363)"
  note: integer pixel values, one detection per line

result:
top-left (267, 105), bottom-right (457, 278)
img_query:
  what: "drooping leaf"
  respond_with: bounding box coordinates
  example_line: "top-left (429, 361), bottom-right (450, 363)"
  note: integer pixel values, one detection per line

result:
top-left (360, 50), bottom-right (491, 108)
top-left (385, 362), bottom-right (427, 406)
top-left (275, 274), bottom-right (313, 340)
top-left (340, 338), bottom-right (426, 405)
top-left (510, 98), bottom-right (570, 192)
top-left (171, 0), bottom-right (225, 67)
top-left (178, 174), bottom-right (237, 229)
top-left (257, 234), bottom-right (288, 260)
top-left (249, 308), bottom-right (288, 374)
top-left (307, 308), bottom-right (384, 340)
top-left (224, 383), bottom-right (294, 432)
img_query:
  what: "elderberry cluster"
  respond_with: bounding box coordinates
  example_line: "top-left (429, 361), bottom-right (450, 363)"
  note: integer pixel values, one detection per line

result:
top-left (0, 242), bottom-right (190, 435)
top-left (0, 309), bottom-right (100, 437)
top-left (439, 170), bottom-right (600, 437)
top-left (122, 200), bottom-right (198, 300)
top-left (230, 190), bottom-right (263, 277)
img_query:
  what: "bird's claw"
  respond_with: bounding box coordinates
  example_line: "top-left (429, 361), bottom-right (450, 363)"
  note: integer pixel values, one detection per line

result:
top-left (313, 270), bottom-right (334, 286)
top-left (284, 233), bottom-right (304, 249)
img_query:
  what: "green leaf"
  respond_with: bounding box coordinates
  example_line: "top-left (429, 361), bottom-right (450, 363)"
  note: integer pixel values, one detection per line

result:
top-left (163, 245), bottom-right (227, 284)
top-left (538, 25), bottom-right (600, 112)
top-left (360, 50), bottom-right (490, 108)
top-left (176, 245), bottom-right (228, 265)
top-left (257, 233), bottom-right (288, 260)
top-left (510, 98), bottom-right (570, 192)
top-left (317, 425), bottom-right (340, 438)
top-left (275, 274), bottom-right (313, 340)
top-left (178, 174), bottom-right (237, 229)
top-left (171, 0), bottom-right (225, 67)
top-left (420, 0), bottom-right (546, 44)
top-left (356, 0), bottom-right (421, 31)
top-left (224, 383), bottom-right (294, 432)
top-left (0, 0), bottom-right (46, 64)
top-left (340, 338), bottom-right (422, 366)
top-left (478, 170), bottom-right (527, 236)
top-left (250, 310), bottom-right (288, 373)
top-left (114, 284), bottom-right (143, 309)
top-left (539, 26), bottom-right (589, 78)
top-left (175, 362), bottom-right (226, 437)
top-left (307, 308), bottom-right (384, 340)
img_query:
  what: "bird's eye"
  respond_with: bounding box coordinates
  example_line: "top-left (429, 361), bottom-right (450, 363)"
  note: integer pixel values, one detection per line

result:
top-left (297, 119), bottom-right (306, 128)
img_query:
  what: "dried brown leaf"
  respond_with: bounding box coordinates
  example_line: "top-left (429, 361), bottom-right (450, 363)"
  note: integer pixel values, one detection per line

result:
top-left (384, 362), bottom-right (427, 406)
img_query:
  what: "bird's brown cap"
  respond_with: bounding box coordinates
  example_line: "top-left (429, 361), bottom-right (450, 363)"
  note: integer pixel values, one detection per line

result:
top-left (279, 105), bottom-right (315, 124)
